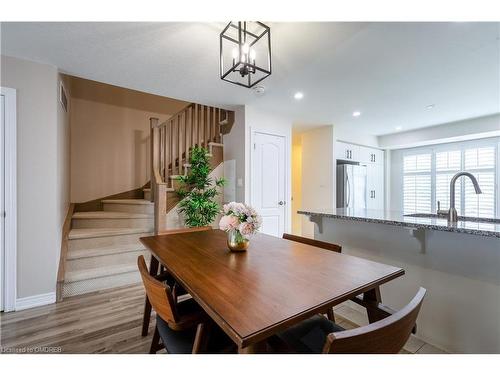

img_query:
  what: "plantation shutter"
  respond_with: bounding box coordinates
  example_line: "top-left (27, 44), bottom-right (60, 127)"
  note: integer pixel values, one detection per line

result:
top-left (435, 150), bottom-right (461, 212)
top-left (464, 147), bottom-right (496, 218)
top-left (403, 153), bottom-right (432, 214)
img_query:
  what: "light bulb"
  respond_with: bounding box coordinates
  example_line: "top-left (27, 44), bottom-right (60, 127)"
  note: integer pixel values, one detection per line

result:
top-left (250, 49), bottom-right (256, 60)
top-left (231, 48), bottom-right (239, 59)
top-left (242, 43), bottom-right (250, 54)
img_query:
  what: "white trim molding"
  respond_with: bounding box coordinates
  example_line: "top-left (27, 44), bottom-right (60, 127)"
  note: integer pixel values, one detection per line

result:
top-left (1, 86), bottom-right (17, 312)
top-left (16, 292), bottom-right (56, 311)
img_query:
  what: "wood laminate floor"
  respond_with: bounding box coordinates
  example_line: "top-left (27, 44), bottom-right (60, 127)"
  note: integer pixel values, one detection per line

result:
top-left (0, 284), bottom-right (446, 354)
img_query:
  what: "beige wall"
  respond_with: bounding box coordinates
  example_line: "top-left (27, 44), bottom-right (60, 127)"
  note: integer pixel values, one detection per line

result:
top-left (1, 55), bottom-right (66, 300)
top-left (291, 133), bottom-right (303, 235)
top-left (57, 74), bottom-right (71, 228)
top-left (69, 77), bottom-right (189, 203)
top-left (300, 126), bottom-right (335, 238)
top-left (70, 98), bottom-right (173, 202)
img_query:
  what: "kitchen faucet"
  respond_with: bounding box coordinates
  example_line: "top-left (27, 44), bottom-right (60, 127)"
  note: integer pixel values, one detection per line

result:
top-left (437, 171), bottom-right (482, 222)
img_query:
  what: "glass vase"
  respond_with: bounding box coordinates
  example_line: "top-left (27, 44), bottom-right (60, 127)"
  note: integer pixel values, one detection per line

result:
top-left (227, 229), bottom-right (249, 252)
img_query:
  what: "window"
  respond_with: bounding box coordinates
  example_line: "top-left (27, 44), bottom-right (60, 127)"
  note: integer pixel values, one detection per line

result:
top-left (435, 150), bottom-right (461, 214)
top-left (402, 139), bottom-right (499, 217)
top-left (403, 153), bottom-right (432, 214)
top-left (463, 147), bottom-right (495, 217)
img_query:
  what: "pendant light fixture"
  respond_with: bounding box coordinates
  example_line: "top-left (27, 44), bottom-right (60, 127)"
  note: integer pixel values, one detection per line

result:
top-left (219, 21), bottom-right (272, 88)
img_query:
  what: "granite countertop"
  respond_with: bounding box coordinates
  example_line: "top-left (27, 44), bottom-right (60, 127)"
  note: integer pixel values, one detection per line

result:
top-left (297, 208), bottom-right (500, 238)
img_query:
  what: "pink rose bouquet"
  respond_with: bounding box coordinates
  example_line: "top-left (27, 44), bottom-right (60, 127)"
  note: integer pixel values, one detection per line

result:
top-left (219, 202), bottom-right (262, 239)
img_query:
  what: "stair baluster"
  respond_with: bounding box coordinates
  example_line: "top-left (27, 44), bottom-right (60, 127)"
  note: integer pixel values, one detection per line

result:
top-left (149, 104), bottom-right (234, 234)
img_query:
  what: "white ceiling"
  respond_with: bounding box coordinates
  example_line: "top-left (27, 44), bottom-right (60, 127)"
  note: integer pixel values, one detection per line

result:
top-left (1, 22), bottom-right (499, 135)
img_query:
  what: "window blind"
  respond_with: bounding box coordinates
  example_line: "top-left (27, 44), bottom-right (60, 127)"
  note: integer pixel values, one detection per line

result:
top-left (402, 143), bottom-right (497, 218)
top-left (464, 147), bottom-right (495, 218)
top-left (435, 150), bottom-right (461, 213)
top-left (403, 153), bottom-right (432, 214)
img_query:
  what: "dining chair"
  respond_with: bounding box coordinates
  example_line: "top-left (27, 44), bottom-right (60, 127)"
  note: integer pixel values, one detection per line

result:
top-left (272, 287), bottom-right (426, 354)
top-left (282, 233), bottom-right (341, 322)
top-left (142, 226), bottom-right (213, 336)
top-left (282, 233), bottom-right (342, 253)
top-left (138, 255), bottom-right (234, 353)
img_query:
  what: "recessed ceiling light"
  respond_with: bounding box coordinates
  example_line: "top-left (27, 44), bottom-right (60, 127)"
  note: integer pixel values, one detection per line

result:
top-left (395, 126), bottom-right (403, 131)
top-left (352, 111), bottom-right (361, 117)
top-left (294, 92), bottom-right (304, 100)
top-left (426, 104), bottom-right (435, 110)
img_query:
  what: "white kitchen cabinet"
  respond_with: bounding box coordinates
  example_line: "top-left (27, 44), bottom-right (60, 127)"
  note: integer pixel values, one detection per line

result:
top-left (371, 148), bottom-right (384, 164)
top-left (359, 145), bottom-right (384, 164)
top-left (366, 164), bottom-right (384, 210)
top-left (335, 141), bottom-right (360, 162)
top-left (337, 141), bottom-right (384, 164)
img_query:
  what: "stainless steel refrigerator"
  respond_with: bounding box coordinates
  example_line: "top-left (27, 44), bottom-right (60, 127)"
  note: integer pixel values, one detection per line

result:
top-left (336, 164), bottom-right (367, 209)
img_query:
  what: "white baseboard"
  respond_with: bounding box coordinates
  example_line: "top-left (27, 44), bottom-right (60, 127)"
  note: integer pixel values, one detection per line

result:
top-left (16, 292), bottom-right (56, 311)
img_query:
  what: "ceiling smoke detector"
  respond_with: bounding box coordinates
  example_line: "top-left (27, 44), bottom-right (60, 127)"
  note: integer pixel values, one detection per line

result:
top-left (253, 85), bottom-right (266, 95)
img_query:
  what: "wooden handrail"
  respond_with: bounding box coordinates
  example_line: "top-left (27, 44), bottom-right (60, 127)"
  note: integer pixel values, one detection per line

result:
top-left (150, 104), bottom-right (234, 233)
top-left (156, 103), bottom-right (194, 129)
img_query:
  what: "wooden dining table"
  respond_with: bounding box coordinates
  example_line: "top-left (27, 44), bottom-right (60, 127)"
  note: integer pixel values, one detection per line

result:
top-left (140, 229), bottom-right (405, 353)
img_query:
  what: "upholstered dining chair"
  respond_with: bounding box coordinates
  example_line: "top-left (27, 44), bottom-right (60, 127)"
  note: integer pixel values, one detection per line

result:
top-left (138, 255), bottom-right (234, 353)
top-left (282, 233), bottom-right (342, 321)
top-left (272, 287), bottom-right (426, 354)
top-left (142, 226), bottom-right (213, 336)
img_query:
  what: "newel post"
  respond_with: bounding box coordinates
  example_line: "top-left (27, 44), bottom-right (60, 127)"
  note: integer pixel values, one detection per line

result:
top-left (150, 117), bottom-right (159, 202)
top-left (154, 182), bottom-right (168, 234)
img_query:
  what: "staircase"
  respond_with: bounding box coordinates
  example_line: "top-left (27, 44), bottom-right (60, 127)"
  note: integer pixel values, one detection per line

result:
top-left (59, 103), bottom-right (234, 299)
top-left (63, 198), bottom-right (153, 298)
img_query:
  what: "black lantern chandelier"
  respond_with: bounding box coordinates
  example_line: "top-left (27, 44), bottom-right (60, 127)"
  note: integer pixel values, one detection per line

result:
top-left (219, 21), bottom-right (272, 88)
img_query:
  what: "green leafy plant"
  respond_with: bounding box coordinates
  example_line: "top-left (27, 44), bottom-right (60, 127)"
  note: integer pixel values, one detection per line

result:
top-left (176, 146), bottom-right (225, 227)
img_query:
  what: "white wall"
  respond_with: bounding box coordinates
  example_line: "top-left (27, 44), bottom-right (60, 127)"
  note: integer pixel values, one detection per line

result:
top-left (378, 114), bottom-right (500, 150)
top-left (244, 105), bottom-right (293, 233)
top-left (222, 106), bottom-right (245, 203)
top-left (334, 124), bottom-right (379, 148)
top-left (1, 55), bottom-right (68, 301)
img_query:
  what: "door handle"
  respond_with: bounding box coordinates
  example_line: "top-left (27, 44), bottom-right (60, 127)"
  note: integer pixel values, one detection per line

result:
top-left (278, 201), bottom-right (284, 206)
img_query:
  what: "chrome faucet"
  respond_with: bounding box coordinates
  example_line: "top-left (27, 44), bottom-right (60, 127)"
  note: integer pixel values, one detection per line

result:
top-left (437, 171), bottom-right (482, 222)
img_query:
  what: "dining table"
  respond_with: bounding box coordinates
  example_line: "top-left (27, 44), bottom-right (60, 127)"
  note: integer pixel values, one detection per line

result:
top-left (140, 229), bottom-right (405, 353)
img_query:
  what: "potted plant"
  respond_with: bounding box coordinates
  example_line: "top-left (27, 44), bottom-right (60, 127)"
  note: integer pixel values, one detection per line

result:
top-left (177, 146), bottom-right (225, 227)
top-left (219, 202), bottom-right (262, 252)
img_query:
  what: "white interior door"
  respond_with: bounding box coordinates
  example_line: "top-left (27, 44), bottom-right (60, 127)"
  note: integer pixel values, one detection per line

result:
top-left (251, 132), bottom-right (286, 237)
top-left (1, 94), bottom-right (5, 311)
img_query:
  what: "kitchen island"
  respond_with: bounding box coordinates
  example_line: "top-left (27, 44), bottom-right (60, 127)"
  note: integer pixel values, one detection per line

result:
top-left (298, 208), bottom-right (500, 353)
top-left (298, 208), bottom-right (500, 238)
